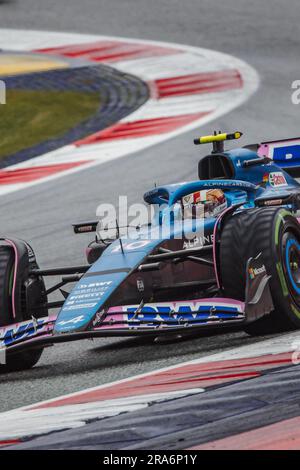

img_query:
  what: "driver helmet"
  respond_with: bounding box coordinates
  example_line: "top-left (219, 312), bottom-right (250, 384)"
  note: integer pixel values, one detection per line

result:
top-left (182, 188), bottom-right (227, 218)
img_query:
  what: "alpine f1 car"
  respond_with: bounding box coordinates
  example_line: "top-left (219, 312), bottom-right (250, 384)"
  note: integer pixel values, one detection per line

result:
top-left (2, 131), bottom-right (300, 371)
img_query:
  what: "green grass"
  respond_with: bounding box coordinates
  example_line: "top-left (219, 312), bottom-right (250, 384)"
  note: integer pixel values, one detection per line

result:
top-left (0, 89), bottom-right (100, 159)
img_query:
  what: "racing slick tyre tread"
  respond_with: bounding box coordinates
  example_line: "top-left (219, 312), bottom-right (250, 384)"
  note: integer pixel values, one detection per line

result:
top-left (0, 246), bottom-right (16, 326)
top-left (220, 207), bottom-right (300, 335)
top-left (0, 246), bottom-right (44, 372)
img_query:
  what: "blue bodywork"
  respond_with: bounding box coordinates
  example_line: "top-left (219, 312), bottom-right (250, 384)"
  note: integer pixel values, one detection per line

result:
top-left (53, 147), bottom-right (300, 334)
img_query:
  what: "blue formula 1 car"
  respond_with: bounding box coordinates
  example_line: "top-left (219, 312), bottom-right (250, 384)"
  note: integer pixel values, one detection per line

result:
top-left (2, 131), bottom-right (300, 371)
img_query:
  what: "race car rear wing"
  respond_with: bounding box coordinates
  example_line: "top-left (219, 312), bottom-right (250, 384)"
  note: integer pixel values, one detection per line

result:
top-left (245, 137), bottom-right (300, 172)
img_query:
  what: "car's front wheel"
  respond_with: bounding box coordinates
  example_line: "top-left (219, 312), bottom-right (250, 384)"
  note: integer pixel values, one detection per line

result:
top-left (0, 244), bottom-right (46, 372)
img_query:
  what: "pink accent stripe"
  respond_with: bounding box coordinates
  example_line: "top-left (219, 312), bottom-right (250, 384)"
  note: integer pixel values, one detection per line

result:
top-left (95, 297), bottom-right (244, 332)
top-left (35, 41), bottom-right (181, 63)
top-left (75, 112), bottom-right (211, 146)
top-left (0, 161), bottom-right (91, 184)
top-left (257, 138), bottom-right (300, 159)
top-left (107, 298), bottom-right (244, 310)
top-left (154, 70), bottom-right (243, 98)
top-left (30, 352), bottom-right (293, 410)
top-left (257, 143), bottom-right (271, 158)
top-left (190, 416), bottom-right (300, 450)
top-left (96, 307), bottom-right (128, 330)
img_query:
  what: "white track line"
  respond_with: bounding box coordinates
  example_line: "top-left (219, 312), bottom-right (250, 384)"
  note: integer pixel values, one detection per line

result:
top-left (0, 389), bottom-right (204, 440)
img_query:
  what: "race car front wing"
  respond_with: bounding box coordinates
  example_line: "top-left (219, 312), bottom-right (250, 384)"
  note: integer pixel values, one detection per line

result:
top-left (0, 253), bottom-right (273, 364)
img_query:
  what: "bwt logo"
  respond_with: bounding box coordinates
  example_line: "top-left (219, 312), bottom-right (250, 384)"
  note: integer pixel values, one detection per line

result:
top-left (0, 80), bottom-right (6, 104)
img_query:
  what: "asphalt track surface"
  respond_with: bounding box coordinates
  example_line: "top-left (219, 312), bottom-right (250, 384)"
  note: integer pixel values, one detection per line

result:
top-left (0, 0), bottom-right (299, 412)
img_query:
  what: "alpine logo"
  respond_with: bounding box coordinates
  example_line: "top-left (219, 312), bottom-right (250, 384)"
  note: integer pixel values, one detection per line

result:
top-left (183, 234), bottom-right (214, 249)
top-left (57, 315), bottom-right (85, 326)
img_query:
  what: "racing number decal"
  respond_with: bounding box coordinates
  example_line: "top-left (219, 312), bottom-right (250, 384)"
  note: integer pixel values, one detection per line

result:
top-left (111, 240), bottom-right (152, 253)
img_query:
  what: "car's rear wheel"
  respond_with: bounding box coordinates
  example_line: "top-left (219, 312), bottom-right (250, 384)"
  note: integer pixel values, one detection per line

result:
top-left (0, 245), bottom-right (46, 371)
top-left (220, 207), bottom-right (300, 335)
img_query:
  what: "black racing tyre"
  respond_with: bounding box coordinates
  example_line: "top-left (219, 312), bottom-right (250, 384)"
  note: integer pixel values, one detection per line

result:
top-left (0, 245), bottom-right (44, 371)
top-left (220, 207), bottom-right (300, 335)
top-left (0, 246), bottom-right (16, 326)
top-left (86, 240), bottom-right (108, 264)
top-left (0, 349), bottom-right (43, 373)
